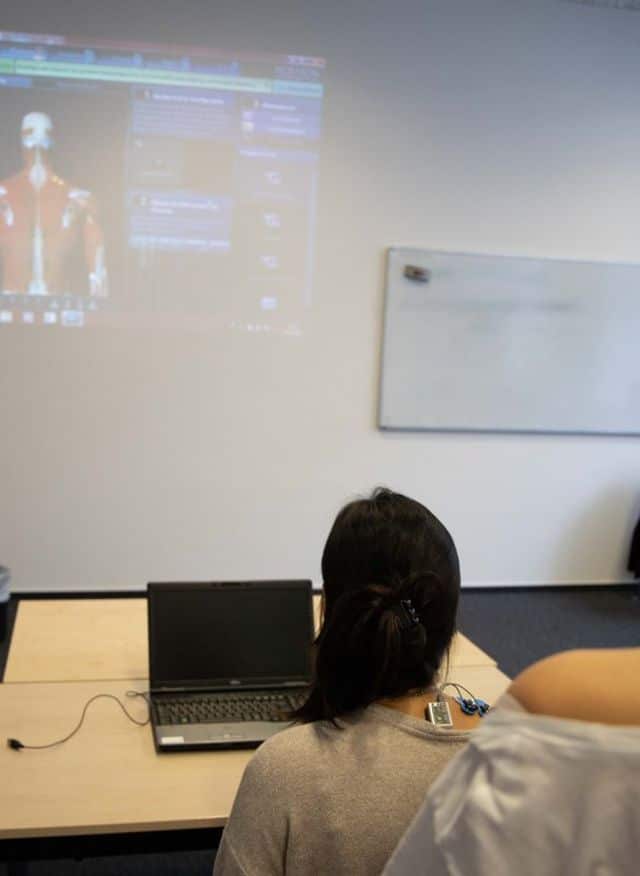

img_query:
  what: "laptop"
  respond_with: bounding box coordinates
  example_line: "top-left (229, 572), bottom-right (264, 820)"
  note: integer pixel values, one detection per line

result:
top-left (147, 580), bottom-right (313, 751)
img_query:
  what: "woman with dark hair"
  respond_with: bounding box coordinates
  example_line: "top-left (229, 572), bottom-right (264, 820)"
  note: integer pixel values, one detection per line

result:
top-left (214, 488), bottom-right (478, 876)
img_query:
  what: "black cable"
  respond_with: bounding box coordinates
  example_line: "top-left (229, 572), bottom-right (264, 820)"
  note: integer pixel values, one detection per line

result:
top-left (7, 690), bottom-right (150, 751)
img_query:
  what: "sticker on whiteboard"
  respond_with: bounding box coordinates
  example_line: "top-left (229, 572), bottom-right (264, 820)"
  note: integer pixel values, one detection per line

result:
top-left (161, 736), bottom-right (185, 745)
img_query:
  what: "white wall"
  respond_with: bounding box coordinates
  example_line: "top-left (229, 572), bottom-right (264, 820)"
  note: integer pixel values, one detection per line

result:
top-left (2, 0), bottom-right (640, 590)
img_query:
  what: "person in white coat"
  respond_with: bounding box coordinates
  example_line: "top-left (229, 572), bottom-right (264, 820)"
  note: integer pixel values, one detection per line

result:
top-left (383, 647), bottom-right (640, 876)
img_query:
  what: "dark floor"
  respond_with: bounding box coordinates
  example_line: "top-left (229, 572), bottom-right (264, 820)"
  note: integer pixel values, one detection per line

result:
top-left (7, 851), bottom-right (215, 875)
top-left (2, 584), bottom-right (639, 874)
top-left (0, 598), bottom-right (18, 682)
top-left (458, 584), bottom-right (640, 678)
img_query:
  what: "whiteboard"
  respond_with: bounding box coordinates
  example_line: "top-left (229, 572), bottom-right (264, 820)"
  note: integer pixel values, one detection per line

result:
top-left (379, 248), bottom-right (640, 436)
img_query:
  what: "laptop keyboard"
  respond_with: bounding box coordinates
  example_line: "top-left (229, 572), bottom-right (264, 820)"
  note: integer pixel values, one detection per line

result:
top-left (155, 691), bottom-right (308, 725)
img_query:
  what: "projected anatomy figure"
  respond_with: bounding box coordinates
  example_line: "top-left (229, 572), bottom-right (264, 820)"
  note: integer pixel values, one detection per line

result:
top-left (0, 112), bottom-right (108, 296)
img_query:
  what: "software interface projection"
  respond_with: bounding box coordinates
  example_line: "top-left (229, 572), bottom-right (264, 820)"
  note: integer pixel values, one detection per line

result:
top-left (0, 31), bottom-right (324, 331)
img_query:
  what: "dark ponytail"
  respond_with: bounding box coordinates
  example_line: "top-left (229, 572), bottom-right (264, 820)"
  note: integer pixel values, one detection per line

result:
top-left (294, 488), bottom-right (460, 723)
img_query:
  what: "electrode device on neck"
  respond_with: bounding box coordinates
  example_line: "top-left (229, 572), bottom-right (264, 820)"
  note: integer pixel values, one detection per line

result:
top-left (426, 683), bottom-right (490, 727)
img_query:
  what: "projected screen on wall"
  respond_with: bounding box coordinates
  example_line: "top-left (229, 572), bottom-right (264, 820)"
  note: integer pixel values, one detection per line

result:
top-left (0, 30), bottom-right (324, 334)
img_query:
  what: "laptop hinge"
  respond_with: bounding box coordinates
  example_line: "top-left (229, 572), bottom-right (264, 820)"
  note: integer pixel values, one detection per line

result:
top-left (150, 682), bottom-right (308, 695)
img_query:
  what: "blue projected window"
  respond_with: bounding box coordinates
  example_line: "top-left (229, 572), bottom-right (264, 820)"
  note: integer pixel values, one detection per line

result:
top-left (0, 31), bottom-right (325, 332)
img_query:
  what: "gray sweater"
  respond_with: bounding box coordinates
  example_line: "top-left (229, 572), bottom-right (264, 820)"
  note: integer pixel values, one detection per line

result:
top-left (213, 704), bottom-right (470, 876)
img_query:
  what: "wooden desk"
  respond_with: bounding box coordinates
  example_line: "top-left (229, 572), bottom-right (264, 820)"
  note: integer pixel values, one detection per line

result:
top-left (4, 597), bottom-right (496, 684)
top-left (0, 679), bottom-right (247, 840)
top-left (449, 631), bottom-right (496, 668)
top-left (0, 664), bottom-right (509, 841)
top-left (441, 664), bottom-right (509, 706)
top-left (5, 599), bottom-right (149, 683)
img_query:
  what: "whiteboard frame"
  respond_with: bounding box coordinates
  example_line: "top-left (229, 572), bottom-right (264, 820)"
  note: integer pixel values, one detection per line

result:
top-left (378, 247), bottom-right (640, 438)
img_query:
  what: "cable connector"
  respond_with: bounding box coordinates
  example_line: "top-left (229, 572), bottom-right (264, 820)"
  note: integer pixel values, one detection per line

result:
top-left (8, 738), bottom-right (24, 750)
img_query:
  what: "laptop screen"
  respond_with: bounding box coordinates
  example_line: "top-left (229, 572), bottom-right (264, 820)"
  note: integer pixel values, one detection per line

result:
top-left (148, 580), bottom-right (313, 689)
